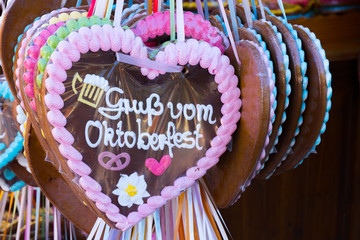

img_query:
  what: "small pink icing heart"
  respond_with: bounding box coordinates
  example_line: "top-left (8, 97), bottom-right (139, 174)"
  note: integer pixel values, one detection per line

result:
top-left (145, 155), bottom-right (171, 176)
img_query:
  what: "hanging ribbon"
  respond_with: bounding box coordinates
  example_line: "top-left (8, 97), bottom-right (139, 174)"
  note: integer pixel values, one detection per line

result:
top-left (34, 188), bottom-right (41, 240)
top-left (114, 0), bottom-right (124, 27)
top-left (87, 218), bottom-right (102, 240)
top-left (195, 0), bottom-right (204, 19)
top-left (154, 0), bottom-right (158, 13)
top-left (0, 191), bottom-right (8, 232)
top-left (15, 189), bottom-right (26, 240)
top-left (169, 0), bottom-right (175, 41)
top-left (53, 207), bottom-right (58, 240)
top-left (57, 209), bottom-right (62, 240)
top-left (94, 0), bottom-right (108, 17)
top-left (25, 186), bottom-right (32, 240)
top-left (174, 193), bottom-right (185, 240)
top-left (251, 0), bottom-right (257, 19)
top-left (145, 214), bottom-right (153, 240)
top-left (277, 0), bottom-right (287, 21)
top-left (154, 209), bottom-right (162, 240)
top-left (87, 0), bottom-right (97, 17)
top-left (242, 0), bottom-right (254, 28)
top-left (45, 198), bottom-right (50, 240)
top-left (116, 53), bottom-right (183, 72)
top-left (76, 0), bottom-right (82, 7)
top-left (228, 0), bottom-right (239, 42)
top-left (258, 0), bottom-right (266, 20)
top-left (2, 192), bottom-right (14, 240)
top-left (105, 0), bottom-right (114, 18)
top-left (94, 219), bottom-right (105, 240)
top-left (187, 188), bottom-right (195, 240)
top-left (9, 192), bottom-right (19, 238)
top-left (148, 0), bottom-right (153, 15)
top-left (176, 0), bottom-right (185, 42)
top-left (138, 219), bottom-right (145, 240)
top-left (217, 0), bottom-right (240, 64)
top-left (203, 0), bottom-right (209, 20)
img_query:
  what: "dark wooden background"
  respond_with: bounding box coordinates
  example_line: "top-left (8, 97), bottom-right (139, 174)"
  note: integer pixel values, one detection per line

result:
top-left (221, 10), bottom-right (360, 240)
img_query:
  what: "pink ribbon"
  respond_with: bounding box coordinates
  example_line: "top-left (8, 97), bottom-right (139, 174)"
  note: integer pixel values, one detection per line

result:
top-left (116, 52), bottom-right (183, 73)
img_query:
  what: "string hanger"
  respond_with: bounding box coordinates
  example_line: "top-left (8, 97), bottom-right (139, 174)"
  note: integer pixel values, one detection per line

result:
top-left (257, 0), bottom-right (267, 20)
top-left (277, 0), bottom-right (287, 21)
top-left (228, 0), bottom-right (239, 42)
top-left (114, 0), bottom-right (125, 27)
top-left (217, 0), bottom-right (240, 64)
top-left (176, 0), bottom-right (185, 42)
top-left (242, 0), bottom-right (254, 28)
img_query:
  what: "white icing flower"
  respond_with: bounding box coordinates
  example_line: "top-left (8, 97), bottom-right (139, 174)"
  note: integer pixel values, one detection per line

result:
top-left (112, 172), bottom-right (150, 208)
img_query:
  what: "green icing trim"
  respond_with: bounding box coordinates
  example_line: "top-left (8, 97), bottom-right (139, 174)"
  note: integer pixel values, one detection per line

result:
top-left (37, 17), bottom-right (112, 89)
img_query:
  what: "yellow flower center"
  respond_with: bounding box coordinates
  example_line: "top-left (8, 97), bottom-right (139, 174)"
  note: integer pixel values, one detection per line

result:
top-left (125, 184), bottom-right (137, 197)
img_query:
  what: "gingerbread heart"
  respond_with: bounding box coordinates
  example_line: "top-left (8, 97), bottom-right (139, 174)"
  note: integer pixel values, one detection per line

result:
top-left (0, 81), bottom-right (25, 172)
top-left (0, 0), bottom-right (83, 100)
top-left (24, 122), bottom-right (97, 233)
top-left (0, 168), bottom-right (25, 192)
top-left (39, 25), bottom-right (241, 230)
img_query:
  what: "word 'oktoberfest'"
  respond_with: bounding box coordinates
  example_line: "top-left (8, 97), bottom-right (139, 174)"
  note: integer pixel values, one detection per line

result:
top-left (84, 87), bottom-right (217, 157)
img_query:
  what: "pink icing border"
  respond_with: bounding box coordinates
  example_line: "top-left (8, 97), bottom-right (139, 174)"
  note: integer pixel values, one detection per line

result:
top-left (22, 22), bottom-right (64, 111)
top-left (229, 40), bottom-right (275, 205)
top-left (44, 24), bottom-right (241, 230)
top-left (132, 11), bottom-right (226, 53)
top-left (14, 8), bottom-right (69, 109)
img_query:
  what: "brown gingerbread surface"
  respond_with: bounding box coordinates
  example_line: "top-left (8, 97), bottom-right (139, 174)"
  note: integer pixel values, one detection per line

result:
top-left (250, 20), bottom-right (287, 167)
top-left (256, 15), bottom-right (305, 180)
top-left (39, 47), bottom-right (223, 225)
top-left (14, 10), bottom-right (99, 222)
top-left (273, 25), bottom-right (328, 174)
top-left (0, 0), bottom-right (79, 101)
top-left (204, 40), bottom-right (271, 208)
top-left (8, 160), bottom-right (37, 186)
top-left (25, 122), bottom-right (97, 234)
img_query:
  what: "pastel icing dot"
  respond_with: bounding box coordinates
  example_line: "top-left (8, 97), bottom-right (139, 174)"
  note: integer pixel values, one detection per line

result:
top-left (78, 17), bottom-right (91, 27)
top-left (40, 45), bottom-right (53, 61)
top-left (101, 18), bottom-right (112, 26)
top-left (47, 35), bottom-right (60, 49)
top-left (37, 74), bottom-right (43, 88)
top-left (58, 13), bottom-right (70, 21)
top-left (38, 58), bottom-right (47, 73)
top-left (66, 19), bottom-right (80, 32)
top-left (10, 181), bottom-right (25, 192)
top-left (56, 21), bottom-right (65, 28)
top-left (28, 45), bottom-right (40, 59)
top-left (49, 17), bottom-right (60, 25)
top-left (34, 35), bottom-right (46, 47)
top-left (70, 11), bottom-right (82, 19)
top-left (40, 29), bottom-right (51, 39)
top-left (82, 12), bottom-right (88, 17)
top-left (0, 143), bottom-right (5, 151)
top-left (47, 24), bottom-right (59, 34)
top-left (90, 15), bottom-right (101, 25)
top-left (4, 169), bottom-right (15, 180)
top-left (56, 26), bottom-right (70, 39)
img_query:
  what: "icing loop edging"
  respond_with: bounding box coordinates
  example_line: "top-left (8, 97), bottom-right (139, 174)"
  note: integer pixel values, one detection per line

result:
top-left (44, 24), bottom-right (241, 230)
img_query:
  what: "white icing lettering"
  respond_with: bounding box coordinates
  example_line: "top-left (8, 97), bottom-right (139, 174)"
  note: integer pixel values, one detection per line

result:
top-left (83, 81), bottom-right (219, 158)
top-left (85, 120), bottom-right (103, 148)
